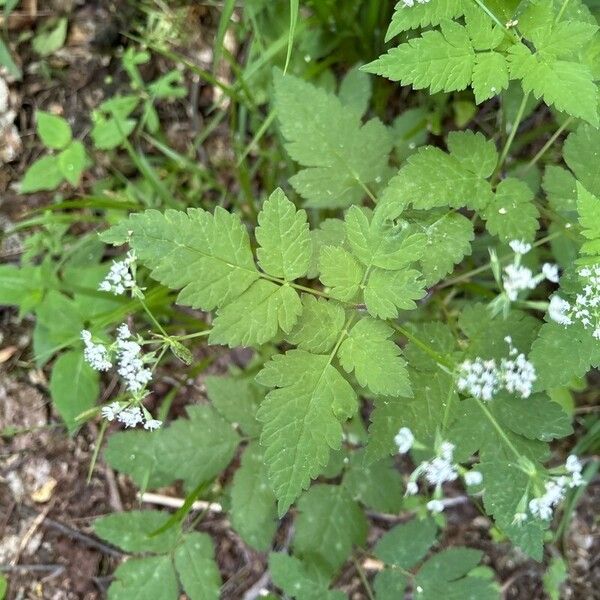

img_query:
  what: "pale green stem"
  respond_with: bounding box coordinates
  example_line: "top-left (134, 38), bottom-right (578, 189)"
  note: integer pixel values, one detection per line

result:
top-left (524, 117), bottom-right (573, 171)
top-left (495, 92), bottom-right (530, 180)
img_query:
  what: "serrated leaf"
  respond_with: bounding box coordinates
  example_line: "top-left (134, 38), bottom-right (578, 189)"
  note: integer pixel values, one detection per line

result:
top-left (563, 124), bottom-right (600, 196)
top-left (269, 553), bottom-right (345, 600)
top-left (94, 510), bottom-right (179, 553)
top-left (104, 406), bottom-right (239, 490)
top-left (102, 208), bottom-right (259, 311)
top-left (508, 44), bottom-right (599, 126)
top-left (343, 450), bottom-right (403, 513)
top-left (210, 280), bottom-right (302, 347)
top-left (414, 211), bottom-right (474, 285)
top-left (339, 65), bottom-right (372, 117)
top-left (338, 318), bottom-right (411, 397)
top-left (484, 177), bottom-right (539, 243)
top-left (530, 321), bottom-right (600, 390)
top-left (576, 183), bottom-right (600, 260)
top-left (472, 51), bottom-right (509, 103)
top-left (205, 375), bottom-right (262, 437)
top-left (256, 350), bottom-right (357, 514)
top-left (275, 71), bottom-right (392, 208)
top-left (346, 206), bottom-right (425, 270)
top-left (447, 130), bottom-right (497, 178)
top-left (230, 443), bottom-right (277, 551)
top-left (416, 548), bottom-right (482, 584)
top-left (36, 111), bottom-right (72, 149)
top-left (49, 350), bottom-right (98, 432)
top-left (294, 484), bottom-right (368, 576)
top-left (364, 268), bottom-right (426, 319)
top-left (374, 517), bottom-right (437, 569)
top-left (494, 394), bottom-right (572, 441)
top-left (256, 188), bottom-right (311, 280)
top-left (287, 295), bottom-right (346, 353)
top-left (403, 322), bottom-right (458, 372)
top-left (365, 20), bottom-right (475, 95)
top-left (307, 218), bottom-right (347, 278)
top-left (108, 556), bottom-right (178, 600)
top-left (319, 246), bottom-right (364, 301)
top-left (20, 155), bottom-right (63, 193)
top-left (385, 0), bottom-right (464, 39)
top-left (383, 138), bottom-right (494, 213)
top-left (174, 533), bottom-right (221, 600)
top-left (543, 165), bottom-right (577, 215)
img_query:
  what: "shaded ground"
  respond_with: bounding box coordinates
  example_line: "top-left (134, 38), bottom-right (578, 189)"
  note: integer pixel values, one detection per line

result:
top-left (1, 1), bottom-right (599, 599)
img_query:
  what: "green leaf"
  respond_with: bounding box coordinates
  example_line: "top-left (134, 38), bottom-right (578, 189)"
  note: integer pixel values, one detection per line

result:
top-left (174, 533), bottom-right (221, 600)
top-left (373, 568), bottom-right (407, 600)
top-left (256, 350), bottom-right (357, 514)
top-left (210, 280), bottom-right (302, 347)
top-left (374, 517), bottom-right (437, 569)
top-left (383, 135), bottom-right (495, 213)
top-left (0, 264), bottom-right (45, 313)
top-left (576, 183), bottom-right (600, 261)
top-left (108, 556), bottom-right (178, 600)
top-left (230, 443), bottom-right (277, 551)
top-left (269, 553), bottom-right (345, 600)
top-left (274, 70), bottom-right (392, 208)
top-left (94, 510), bottom-right (179, 553)
top-left (530, 321), bottom-right (600, 390)
top-left (543, 165), bottom-right (577, 215)
top-left (364, 268), bottom-right (426, 319)
top-left (508, 44), bottom-right (599, 126)
top-left (57, 140), bottom-right (87, 185)
top-left (286, 295), bottom-right (346, 353)
top-left (102, 208), bottom-right (259, 311)
top-left (338, 318), bottom-right (411, 397)
top-left (20, 155), bottom-right (63, 193)
top-left (392, 107), bottom-right (429, 161)
top-left (472, 51), bottom-right (509, 103)
top-left (343, 450), bottom-right (403, 513)
top-left (256, 188), bottom-right (311, 280)
top-left (365, 20), bottom-right (475, 95)
top-left (563, 124), bottom-right (600, 196)
top-left (345, 206), bottom-right (425, 270)
top-left (205, 376), bottom-right (262, 437)
top-left (319, 246), bottom-right (364, 301)
top-left (308, 218), bottom-right (347, 278)
top-left (543, 556), bottom-right (567, 600)
top-left (483, 177), bottom-right (539, 243)
top-left (385, 0), bottom-right (464, 38)
top-left (294, 484), bottom-right (368, 576)
top-left (339, 65), bottom-right (372, 118)
top-left (49, 350), bottom-right (98, 432)
top-left (104, 406), bottom-right (239, 490)
top-left (32, 17), bottom-right (67, 56)
top-left (36, 111), bottom-right (72, 149)
top-left (414, 211), bottom-right (474, 285)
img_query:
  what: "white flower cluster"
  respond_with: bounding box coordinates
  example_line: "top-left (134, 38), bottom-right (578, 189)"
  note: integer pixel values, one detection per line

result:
top-left (98, 251), bottom-right (136, 295)
top-left (456, 337), bottom-right (536, 401)
top-left (396, 432), bottom-right (483, 514)
top-left (115, 324), bottom-right (152, 393)
top-left (548, 265), bottom-right (600, 340)
top-left (101, 401), bottom-right (162, 430)
top-left (402, 0), bottom-right (430, 6)
top-left (502, 241), bottom-right (559, 301)
top-left (516, 456), bottom-right (584, 524)
top-left (81, 325), bottom-right (159, 431)
top-left (81, 330), bottom-right (112, 371)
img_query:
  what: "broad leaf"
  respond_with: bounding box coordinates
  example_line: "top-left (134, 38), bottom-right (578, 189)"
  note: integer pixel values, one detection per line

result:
top-left (174, 533), bottom-right (221, 600)
top-left (108, 556), bottom-right (178, 600)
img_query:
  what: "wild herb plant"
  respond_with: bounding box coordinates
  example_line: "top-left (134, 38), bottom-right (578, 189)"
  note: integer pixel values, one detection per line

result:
top-left (3, 0), bottom-right (600, 598)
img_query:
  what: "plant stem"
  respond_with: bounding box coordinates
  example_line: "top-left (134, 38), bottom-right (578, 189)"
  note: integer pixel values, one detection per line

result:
top-left (392, 323), bottom-right (454, 370)
top-left (495, 92), bottom-right (530, 180)
top-left (555, 0), bottom-right (572, 23)
top-left (138, 295), bottom-right (169, 337)
top-left (352, 557), bottom-right (376, 600)
top-left (524, 117), bottom-right (573, 171)
top-left (475, 399), bottom-right (522, 460)
top-left (175, 330), bottom-right (212, 340)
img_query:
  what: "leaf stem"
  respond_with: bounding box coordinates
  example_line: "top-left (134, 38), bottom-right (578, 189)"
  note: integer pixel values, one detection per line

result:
top-left (138, 294), bottom-right (169, 337)
top-left (475, 399), bottom-right (522, 460)
top-left (495, 92), bottom-right (530, 181)
top-left (392, 323), bottom-right (454, 370)
top-left (352, 556), bottom-right (376, 600)
top-left (524, 117), bottom-right (573, 171)
top-left (555, 0), bottom-right (572, 23)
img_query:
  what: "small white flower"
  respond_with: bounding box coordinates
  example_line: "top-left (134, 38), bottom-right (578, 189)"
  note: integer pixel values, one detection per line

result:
top-left (424, 456), bottom-right (457, 486)
top-left (144, 419), bottom-right (162, 431)
top-left (513, 512), bottom-right (528, 525)
top-left (394, 427), bottom-right (414, 454)
top-left (405, 481), bottom-right (418, 496)
top-left (500, 352), bottom-right (536, 399)
top-left (116, 332), bottom-right (152, 394)
top-left (503, 264), bottom-right (536, 301)
top-left (542, 263), bottom-right (560, 283)
top-left (117, 406), bottom-right (143, 428)
top-left (464, 470), bottom-right (483, 486)
top-left (116, 323), bottom-right (132, 341)
top-left (81, 330), bottom-right (112, 371)
top-left (101, 401), bottom-right (122, 422)
top-left (548, 295), bottom-right (572, 326)
top-left (565, 455), bottom-right (582, 473)
top-left (99, 252), bottom-right (136, 296)
top-left (439, 441), bottom-right (455, 462)
top-left (529, 478), bottom-right (567, 521)
top-left (509, 240), bottom-right (532, 255)
top-left (426, 499), bottom-right (444, 514)
top-left (456, 358), bottom-right (500, 401)
top-left (569, 471), bottom-right (584, 488)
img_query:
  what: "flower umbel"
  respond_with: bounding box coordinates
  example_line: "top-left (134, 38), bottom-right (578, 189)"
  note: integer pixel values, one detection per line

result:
top-left (394, 427), bottom-right (414, 454)
top-left (98, 251), bottom-right (136, 296)
top-left (81, 330), bottom-right (112, 371)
